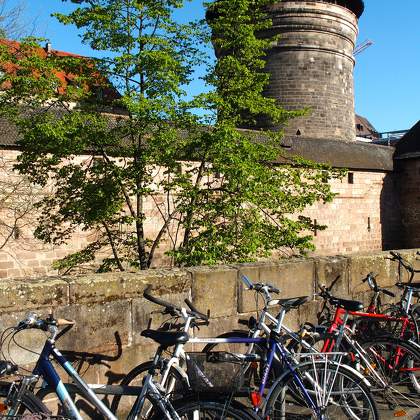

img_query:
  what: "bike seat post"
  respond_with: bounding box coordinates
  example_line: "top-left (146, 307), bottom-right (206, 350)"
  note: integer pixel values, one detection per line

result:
top-left (149, 347), bottom-right (164, 375)
top-left (334, 311), bottom-right (349, 352)
top-left (275, 307), bottom-right (287, 334)
top-left (403, 287), bottom-right (414, 314)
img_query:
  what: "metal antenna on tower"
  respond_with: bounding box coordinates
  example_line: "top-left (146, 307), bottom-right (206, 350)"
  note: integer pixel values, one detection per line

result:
top-left (354, 39), bottom-right (374, 56)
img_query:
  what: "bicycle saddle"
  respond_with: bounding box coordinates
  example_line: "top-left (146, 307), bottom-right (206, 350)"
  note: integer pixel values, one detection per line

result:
top-left (329, 297), bottom-right (363, 312)
top-left (271, 296), bottom-right (310, 310)
top-left (0, 360), bottom-right (17, 377)
top-left (141, 329), bottom-right (189, 348)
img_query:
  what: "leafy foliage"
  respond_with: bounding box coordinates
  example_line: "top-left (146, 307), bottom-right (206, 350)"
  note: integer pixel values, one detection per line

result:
top-left (0, 0), bottom-right (343, 272)
top-left (170, 0), bottom-right (343, 265)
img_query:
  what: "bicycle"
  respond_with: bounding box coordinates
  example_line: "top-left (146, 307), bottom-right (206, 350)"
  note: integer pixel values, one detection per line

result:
top-left (313, 279), bottom-right (420, 412)
top-left (131, 284), bottom-right (379, 419)
top-left (351, 271), bottom-right (420, 344)
top-left (0, 312), bottom-right (256, 420)
top-left (203, 273), bottom-right (419, 414)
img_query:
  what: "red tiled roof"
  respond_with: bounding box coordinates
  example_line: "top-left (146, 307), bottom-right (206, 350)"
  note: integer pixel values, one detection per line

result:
top-left (0, 39), bottom-right (120, 102)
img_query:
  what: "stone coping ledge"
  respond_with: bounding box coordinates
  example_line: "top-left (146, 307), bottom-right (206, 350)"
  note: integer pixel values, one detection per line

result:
top-left (0, 249), bottom-right (418, 313)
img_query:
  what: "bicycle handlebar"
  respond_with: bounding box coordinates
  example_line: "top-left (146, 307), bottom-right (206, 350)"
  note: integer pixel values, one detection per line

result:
top-left (143, 286), bottom-right (179, 312)
top-left (253, 283), bottom-right (280, 294)
top-left (143, 285), bottom-right (209, 323)
top-left (381, 288), bottom-right (396, 297)
top-left (317, 275), bottom-right (340, 298)
top-left (17, 313), bottom-right (76, 332)
top-left (184, 298), bottom-right (209, 322)
top-left (389, 251), bottom-right (417, 272)
top-left (362, 272), bottom-right (395, 297)
top-left (240, 273), bottom-right (280, 295)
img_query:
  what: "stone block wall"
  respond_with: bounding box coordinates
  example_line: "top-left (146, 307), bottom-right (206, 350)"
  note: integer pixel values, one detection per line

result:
top-left (304, 170), bottom-right (401, 254)
top-left (2, 249), bottom-right (418, 385)
top-left (0, 147), bottom-right (402, 279)
top-left (260, 1), bottom-right (359, 141)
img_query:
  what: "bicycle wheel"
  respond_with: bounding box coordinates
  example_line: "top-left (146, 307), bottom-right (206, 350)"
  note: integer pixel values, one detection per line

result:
top-left (110, 360), bottom-right (188, 417)
top-left (0, 382), bottom-right (52, 417)
top-left (361, 338), bottom-right (420, 403)
top-left (37, 384), bottom-right (110, 419)
top-left (377, 305), bottom-right (420, 344)
top-left (151, 397), bottom-right (259, 420)
top-left (265, 359), bottom-right (379, 419)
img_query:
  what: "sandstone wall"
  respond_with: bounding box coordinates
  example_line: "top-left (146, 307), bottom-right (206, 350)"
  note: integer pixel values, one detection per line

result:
top-left (306, 170), bottom-right (402, 254)
top-left (2, 249), bottom-right (418, 386)
top-left (0, 148), bottom-right (402, 279)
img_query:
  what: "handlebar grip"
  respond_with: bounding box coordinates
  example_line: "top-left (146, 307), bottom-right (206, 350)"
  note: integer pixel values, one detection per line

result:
top-left (56, 319), bottom-right (75, 327)
top-left (390, 251), bottom-right (401, 259)
top-left (184, 298), bottom-right (209, 322)
top-left (380, 289), bottom-right (396, 298)
top-left (268, 284), bottom-right (280, 294)
top-left (143, 285), bottom-right (178, 311)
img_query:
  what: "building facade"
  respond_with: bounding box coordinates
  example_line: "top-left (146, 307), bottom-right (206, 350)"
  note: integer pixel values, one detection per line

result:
top-left (0, 0), bottom-right (419, 279)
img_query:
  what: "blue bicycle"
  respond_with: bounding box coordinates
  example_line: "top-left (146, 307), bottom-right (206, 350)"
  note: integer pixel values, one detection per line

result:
top-left (0, 312), bottom-right (256, 419)
top-left (122, 283), bottom-right (380, 419)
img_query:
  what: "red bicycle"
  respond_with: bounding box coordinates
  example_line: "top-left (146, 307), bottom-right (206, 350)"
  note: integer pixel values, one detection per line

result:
top-left (314, 278), bottom-right (420, 412)
top-left (354, 271), bottom-right (419, 344)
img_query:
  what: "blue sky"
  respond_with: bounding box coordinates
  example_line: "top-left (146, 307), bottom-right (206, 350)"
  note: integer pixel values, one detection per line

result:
top-left (21, 0), bottom-right (420, 133)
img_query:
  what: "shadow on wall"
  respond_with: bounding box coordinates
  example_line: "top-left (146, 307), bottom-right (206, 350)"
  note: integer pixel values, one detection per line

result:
top-left (380, 172), bottom-right (403, 250)
top-left (393, 159), bottom-right (420, 249)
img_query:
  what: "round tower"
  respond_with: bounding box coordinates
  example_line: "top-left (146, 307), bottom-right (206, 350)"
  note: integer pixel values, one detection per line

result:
top-left (262, 0), bottom-right (364, 141)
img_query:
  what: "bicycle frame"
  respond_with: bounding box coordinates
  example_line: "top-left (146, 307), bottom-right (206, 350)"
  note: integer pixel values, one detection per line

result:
top-left (320, 304), bottom-right (420, 409)
top-left (188, 335), bottom-right (321, 415)
top-left (32, 339), bottom-right (118, 420)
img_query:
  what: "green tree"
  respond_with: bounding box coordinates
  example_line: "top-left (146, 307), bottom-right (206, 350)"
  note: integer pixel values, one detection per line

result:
top-left (0, 0), bottom-right (38, 39)
top-left (0, 0), bottom-right (342, 272)
top-left (169, 0), bottom-right (343, 265)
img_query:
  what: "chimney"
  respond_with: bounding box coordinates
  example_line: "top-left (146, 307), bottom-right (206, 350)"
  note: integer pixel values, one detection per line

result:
top-left (45, 42), bottom-right (52, 56)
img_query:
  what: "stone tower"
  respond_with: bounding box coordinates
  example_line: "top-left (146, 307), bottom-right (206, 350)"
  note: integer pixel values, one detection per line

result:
top-left (263, 0), bottom-right (364, 141)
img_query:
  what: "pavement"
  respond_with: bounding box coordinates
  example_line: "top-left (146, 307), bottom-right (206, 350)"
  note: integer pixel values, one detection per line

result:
top-left (379, 406), bottom-right (420, 419)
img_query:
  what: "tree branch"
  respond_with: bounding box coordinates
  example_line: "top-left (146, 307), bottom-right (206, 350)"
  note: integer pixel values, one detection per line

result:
top-left (102, 221), bottom-right (125, 271)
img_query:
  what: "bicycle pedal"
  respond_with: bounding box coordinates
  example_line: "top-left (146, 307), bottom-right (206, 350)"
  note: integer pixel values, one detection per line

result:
top-left (394, 409), bottom-right (407, 417)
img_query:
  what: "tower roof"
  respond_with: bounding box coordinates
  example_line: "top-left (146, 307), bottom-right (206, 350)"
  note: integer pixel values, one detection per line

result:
top-left (284, 1), bottom-right (364, 18)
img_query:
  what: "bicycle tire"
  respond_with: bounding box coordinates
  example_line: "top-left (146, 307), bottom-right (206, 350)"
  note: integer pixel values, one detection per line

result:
top-left (361, 338), bottom-right (420, 398)
top-left (304, 325), bottom-right (420, 409)
top-left (150, 396), bottom-right (259, 420)
top-left (0, 383), bottom-right (52, 416)
top-left (110, 360), bottom-right (187, 416)
top-left (265, 360), bottom-right (379, 419)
